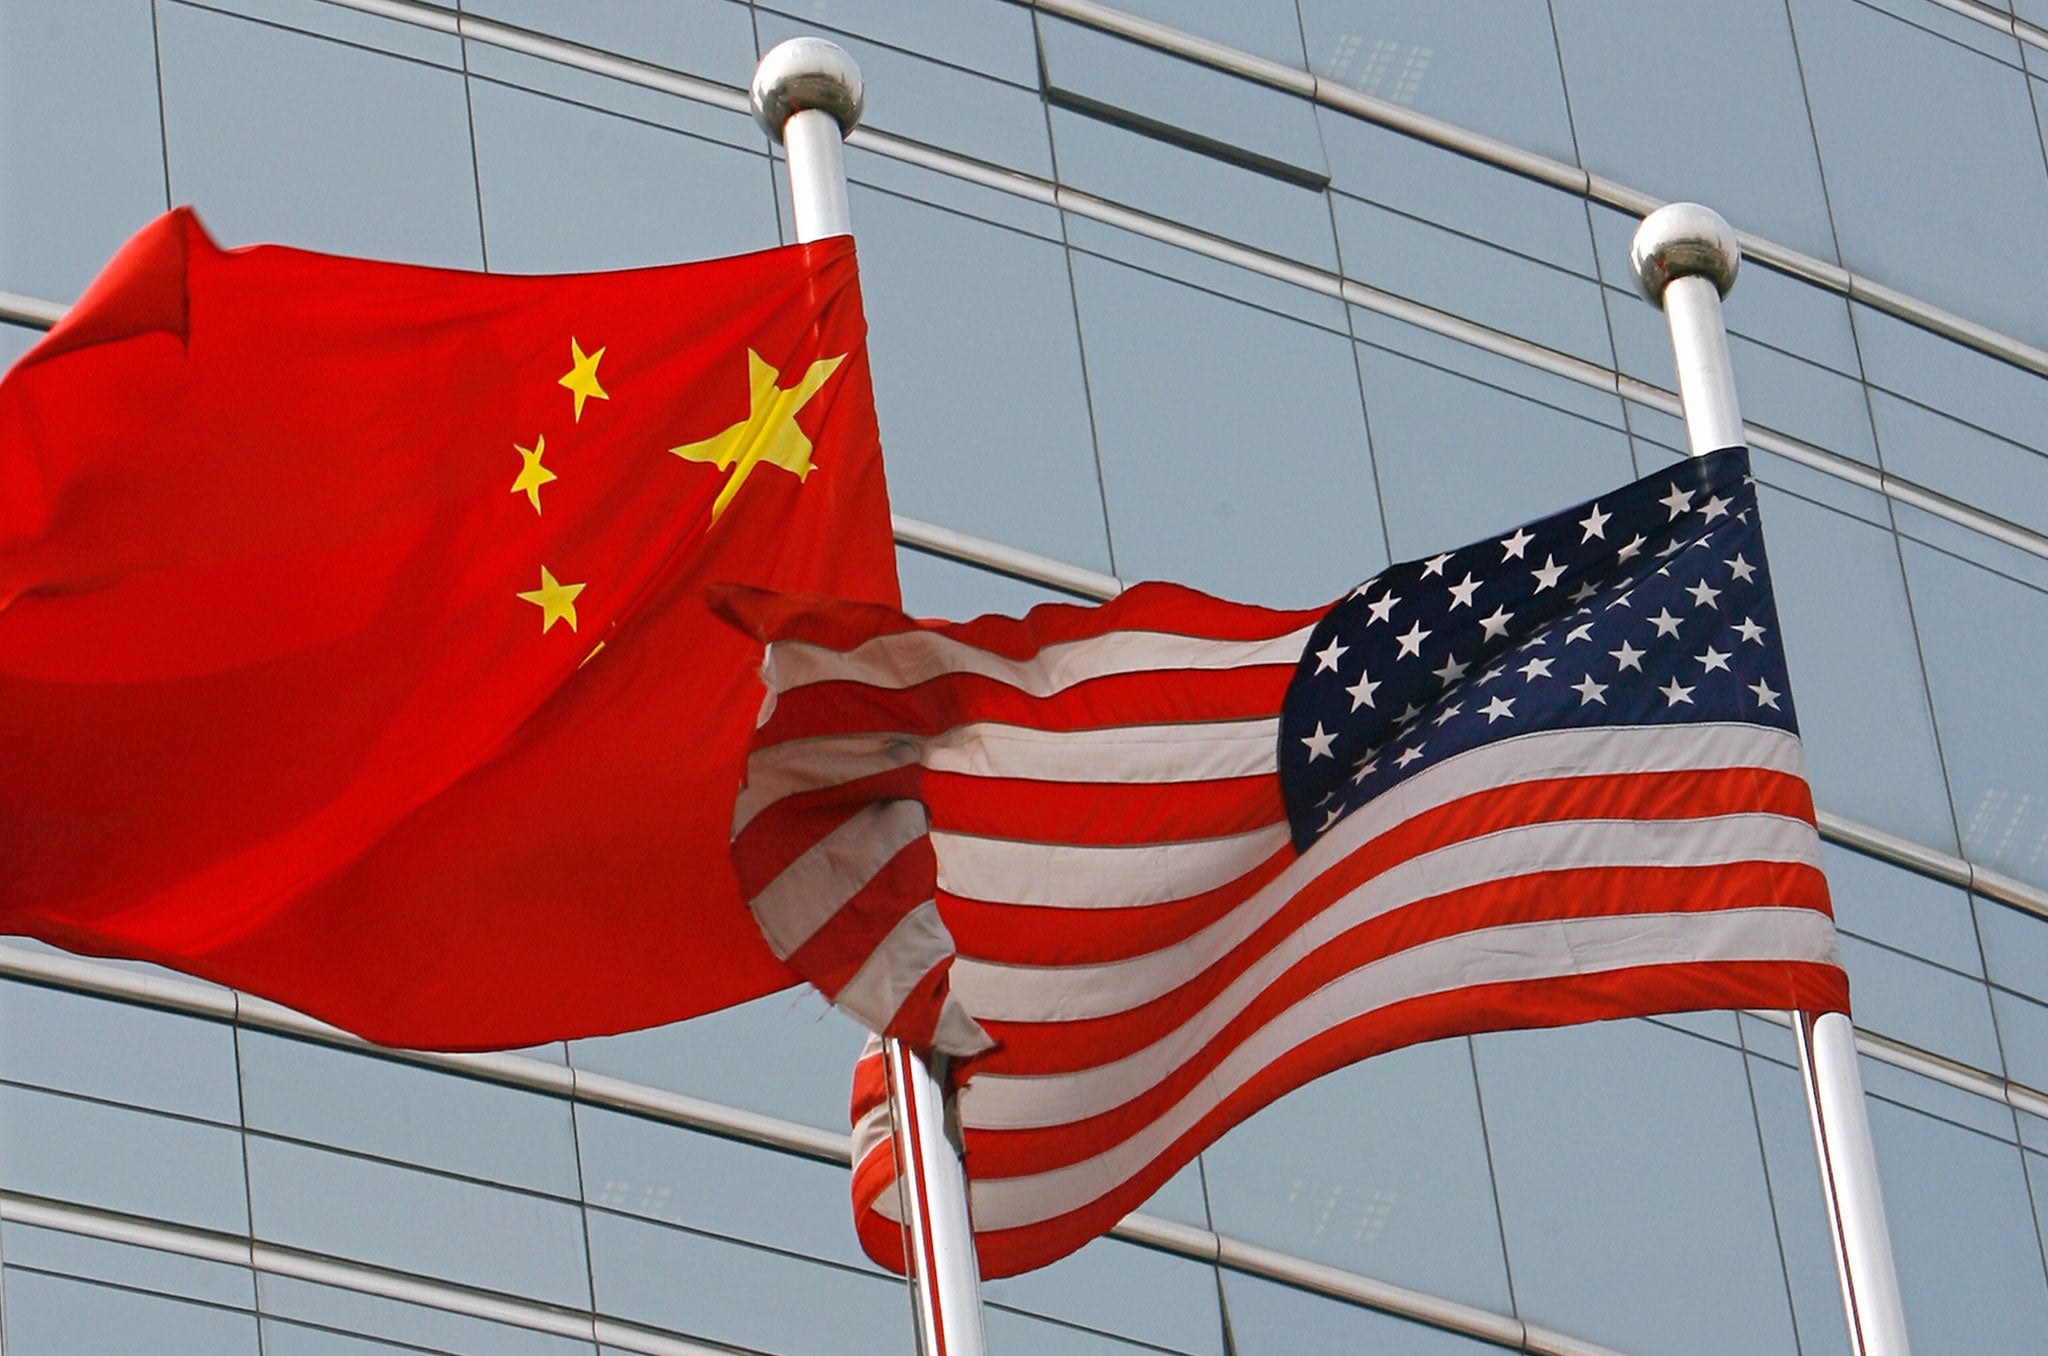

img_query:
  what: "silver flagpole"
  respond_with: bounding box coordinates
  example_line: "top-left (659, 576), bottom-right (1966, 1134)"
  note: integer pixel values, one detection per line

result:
top-left (750, 38), bottom-right (991, 1356)
top-left (1630, 204), bottom-right (1912, 1356)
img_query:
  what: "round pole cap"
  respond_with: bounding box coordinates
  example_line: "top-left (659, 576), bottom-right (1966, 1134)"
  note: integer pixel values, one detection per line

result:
top-left (1630, 202), bottom-right (1741, 308)
top-left (752, 37), bottom-right (864, 143)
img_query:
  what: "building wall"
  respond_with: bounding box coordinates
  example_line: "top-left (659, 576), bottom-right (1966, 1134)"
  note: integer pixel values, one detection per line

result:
top-left (5, 1), bottom-right (2048, 1353)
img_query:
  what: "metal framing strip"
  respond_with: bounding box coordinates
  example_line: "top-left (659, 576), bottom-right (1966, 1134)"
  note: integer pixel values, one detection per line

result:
top-left (0, 938), bottom-right (2039, 1353)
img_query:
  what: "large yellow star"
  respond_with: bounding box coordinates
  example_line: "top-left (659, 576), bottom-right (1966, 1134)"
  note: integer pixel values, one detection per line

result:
top-left (559, 338), bottom-right (609, 422)
top-left (518, 566), bottom-right (585, 633)
top-left (510, 435), bottom-right (556, 514)
top-left (671, 348), bottom-right (845, 521)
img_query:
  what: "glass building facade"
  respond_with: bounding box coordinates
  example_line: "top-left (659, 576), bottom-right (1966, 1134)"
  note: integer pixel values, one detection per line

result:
top-left (6, 0), bottom-right (2048, 1352)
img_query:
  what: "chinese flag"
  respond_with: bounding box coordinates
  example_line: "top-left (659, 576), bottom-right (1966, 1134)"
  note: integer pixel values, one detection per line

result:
top-left (0, 208), bottom-right (899, 1048)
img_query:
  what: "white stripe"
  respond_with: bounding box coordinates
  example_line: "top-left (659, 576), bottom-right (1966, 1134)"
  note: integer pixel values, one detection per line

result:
top-left (935, 722), bottom-right (1805, 911)
top-left (960, 906), bottom-right (1841, 1229)
top-left (935, 823), bottom-right (1292, 910)
top-left (747, 799), bottom-right (928, 959)
top-left (832, 899), bottom-right (993, 1055)
top-left (767, 622), bottom-right (1316, 697)
top-left (736, 718), bottom-right (1280, 833)
top-left (952, 811), bottom-right (1825, 1028)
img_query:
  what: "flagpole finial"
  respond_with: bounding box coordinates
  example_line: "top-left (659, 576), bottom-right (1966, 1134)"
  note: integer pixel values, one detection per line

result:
top-left (1631, 202), bottom-right (1741, 308)
top-left (752, 38), bottom-right (864, 144)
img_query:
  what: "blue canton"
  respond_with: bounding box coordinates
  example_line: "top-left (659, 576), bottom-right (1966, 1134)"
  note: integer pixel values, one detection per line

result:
top-left (1278, 447), bottom-right (1798, 853)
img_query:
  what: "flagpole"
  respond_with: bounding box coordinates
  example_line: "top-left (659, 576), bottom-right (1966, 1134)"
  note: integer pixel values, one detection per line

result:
top-left (1630, 204), bottom-right (1912, 1356)
top-left (751, 39), bottom-right (991, 1356)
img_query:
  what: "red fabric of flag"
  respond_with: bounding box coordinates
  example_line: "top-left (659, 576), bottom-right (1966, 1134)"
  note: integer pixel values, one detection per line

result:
top-left (0, 208), bottom-right (899, 1049)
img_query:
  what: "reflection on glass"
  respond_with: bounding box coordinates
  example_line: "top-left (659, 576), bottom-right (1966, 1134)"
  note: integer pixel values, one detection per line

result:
top-left (1742, 1048), bottom-right (1853, 1356)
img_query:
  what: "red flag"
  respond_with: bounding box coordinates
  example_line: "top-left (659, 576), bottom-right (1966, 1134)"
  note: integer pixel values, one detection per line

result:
top-left (0, 208), bottom-right (899, 1049)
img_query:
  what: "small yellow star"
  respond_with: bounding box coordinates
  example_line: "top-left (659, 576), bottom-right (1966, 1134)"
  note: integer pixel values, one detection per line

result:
top-left (559, 337), bottom-right (609, 422)
top-left (518, 566), bottom-right (585, 633)
top-left (510, 435), bottom-right (556, 514)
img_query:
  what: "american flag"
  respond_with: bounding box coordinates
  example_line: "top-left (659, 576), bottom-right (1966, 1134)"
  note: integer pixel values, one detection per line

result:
top-left (721, 445), bottom-right (1849, 1279)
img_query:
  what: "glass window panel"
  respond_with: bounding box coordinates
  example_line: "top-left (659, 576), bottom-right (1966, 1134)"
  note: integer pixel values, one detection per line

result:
top-left (0, 1084), bottom-right (248, 1233)
top-left (0, 979), bottom-right (239, 1121)
top-left (1048, 109), bottom-right (1339, 271)
top-left (258, 1322), bottom-right (448, 1356)
top-left (898, 550), bottom-right (1080, 621)
top-left (1871, 391), bottom-right (2048, 539)
top-left (245, 1135), bottom-right (590, 1309)
top-left (1900, 540), bottom-right (2048, 887)
top-left (1473, 1021), bottom-right (1800, 1356)
top-left (1203, 1039), bottom-right (1512, 1312)
top-left (463, 0), bottom-right (756, 85)
top-left (1, 1269), bottom-right (260, 1356)
top-left (1821, 844), bottom-right (1985, 977)
top-left (1331, 195), bottom-right (1613, 366)
top-left (1039, 17), bottom-right (1326, 178)
top-left (755, 13), bottom-right (1052, 178)
top-left (1976, 897), bottom-right (2048, 1003)
top-left (1219, 1270), bottom-right (1505, 1356)
top-left (1652, 1008), bottom-right (1742, 1046)
top-left (0, 0), bottom-right (166, 303)
top-left (460, 44), bottom-right (760, 154)
top-left (1851, 302), bottom-right (2048, 457)
top-left (985, 1304), bottom-right (1177, 1356)
top-left (1859, 1052), bottom-right (2017, 1141)
top-left (1791, 0), bottom-right (2048, 352)
top-left (1742, 1046), bottom-right (1853, 1356)
top-left (1836, 935), bottom-right (2002, 1072)
top-left (761, 0), bottom-right (1036, 85)
top-left (1867, 1093), bottom-right (2048, 1351)
top-left (2, 322), bottom-right (39, 366)
top-left (981, 1236), bottom-right (1224, 1355)
top-left (1069, 254), bottom-right (1385, 606)
top-left (468, 80), bottom-right (777, 273)
top-left (1357, 343), bottom-right (1636, 563)
top-left (568, 987), bottom-right (868, 1132)
top-left (1318, 114), bottom-right (1598, 279)
top-left (0, 1222), bottom-right (254, 1309)
top-left (1064, 214), bottom-right (1349, 331)
top-left (2025, 1110), bottom-right (2048, 1154)
top-left (1857, 0), bottom-right (2025, 60)
top-left (1754, 489), bottom-right (1958, 851)
top-left (1082, 0), bottom-right (1309, 69)
top-left (850, 185), bottom-right (1113, 572)
top-left (156, 5), bottom-right (483, 267)
top-left (238, 1031), bottom-right (580, 1197)
top-left (1135, 1155), bottom-right (1210, 1230)
top-left (259, 1273), bottom-right (595, 1356)
top-left (202, 0), bottom-right (462, 66)
top-left (845, 145), bottom-right (1063, 241)
top-left (1296, 0), bottom-right (1578, 163)
top-left (585, 1209), bottom-right (912, 1354)
top-left (575, 1106), bottom-right (866, 1268)
top-left (1552, 0), bottom-right (1837, 262)
top-left (1352, 306), bottom-right (1627, 430)
top-left (1992, 988), bottom-right (2048, 1092)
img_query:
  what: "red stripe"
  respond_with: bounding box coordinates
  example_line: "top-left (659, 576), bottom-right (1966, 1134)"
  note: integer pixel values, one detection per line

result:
top-left (784, 835), bottom-right (938, 996)
top-left (950, 960), bottom-right (1850, 1279)
top-left (731, 762), bottom-right (924, 897)
top-left (927, 770), bottom-right (1285, 846)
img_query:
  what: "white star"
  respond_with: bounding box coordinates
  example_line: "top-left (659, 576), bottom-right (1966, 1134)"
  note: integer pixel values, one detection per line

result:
top-left (1500, 526), bottom-right (1535, 560)
top-left (1447, 573), bottom-right (1481, 609)
top-left (1573, 674), bottom-right (1608, 705)
top-left (1395, 744), bottom-right (1426, 768)
top-left (1569, 580), bottom-right (1598, 604)
top-left (1725, 553), bottom-right (1757, 583)
top-left (1350, 756), bottom-right (1378, 784)
top-left (1698, 645), bottom-right (1732, 674)
top-left (1658, 538), bottom-right (1686, 558)
top-left (1649, 608), bottom-right (1684, 638)
top-left (1565, 621), bottom-right (1595, 644)
top-left (1660, 678), bottom-right (1695, 706)
top-left (1605, 588), bottom-right (1635, 611)
top-left (1660, 484), bottom-right (1694, 519)
top-left (1433, 702), bottom-right (1464, 726)
top-left (1616, 534), bottom-right (1646, 563)
top-left (1481, 695), bottom-right (1516, 723)
top-left (1699, 493), bottom-right (1732, 522)
top-left (1366, 592), bottom-right (1400, 625)
top-left (1320, 805), bottom-right (1344, 831)
top-left (1396, 702), bottom-right (1425, 727)
top-left (1519, 656), bottom-right (1554, 681)
top-left (1314, 636), bottom-right (1350, 674)
top-left (1611, 640), bottom-right (1645, 671)
top-left (1530, 555), bottom-right (1566, 591)
top-left (1302, 722), bottom-right (1337, 761)
top-left (1734, 616), bottom-right (1767, 645)
top-left (1479, 606), bottom-right (1512, 641)
top-left (1751, 678), bottom-right (1782, 710)
top-left (1421, 551), bottom-right (1454, 577)
top-left (1396, 619), bottom-right (1431, 658)
top-left (1346, 671), bottom-right (1381, 711)
top-left (1579, 503), bottom-right (1611, 541)
top-left (1433, 654), bottom-right (1471, 685)
top-left (1687, 579), bottom-right (1721, 609)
